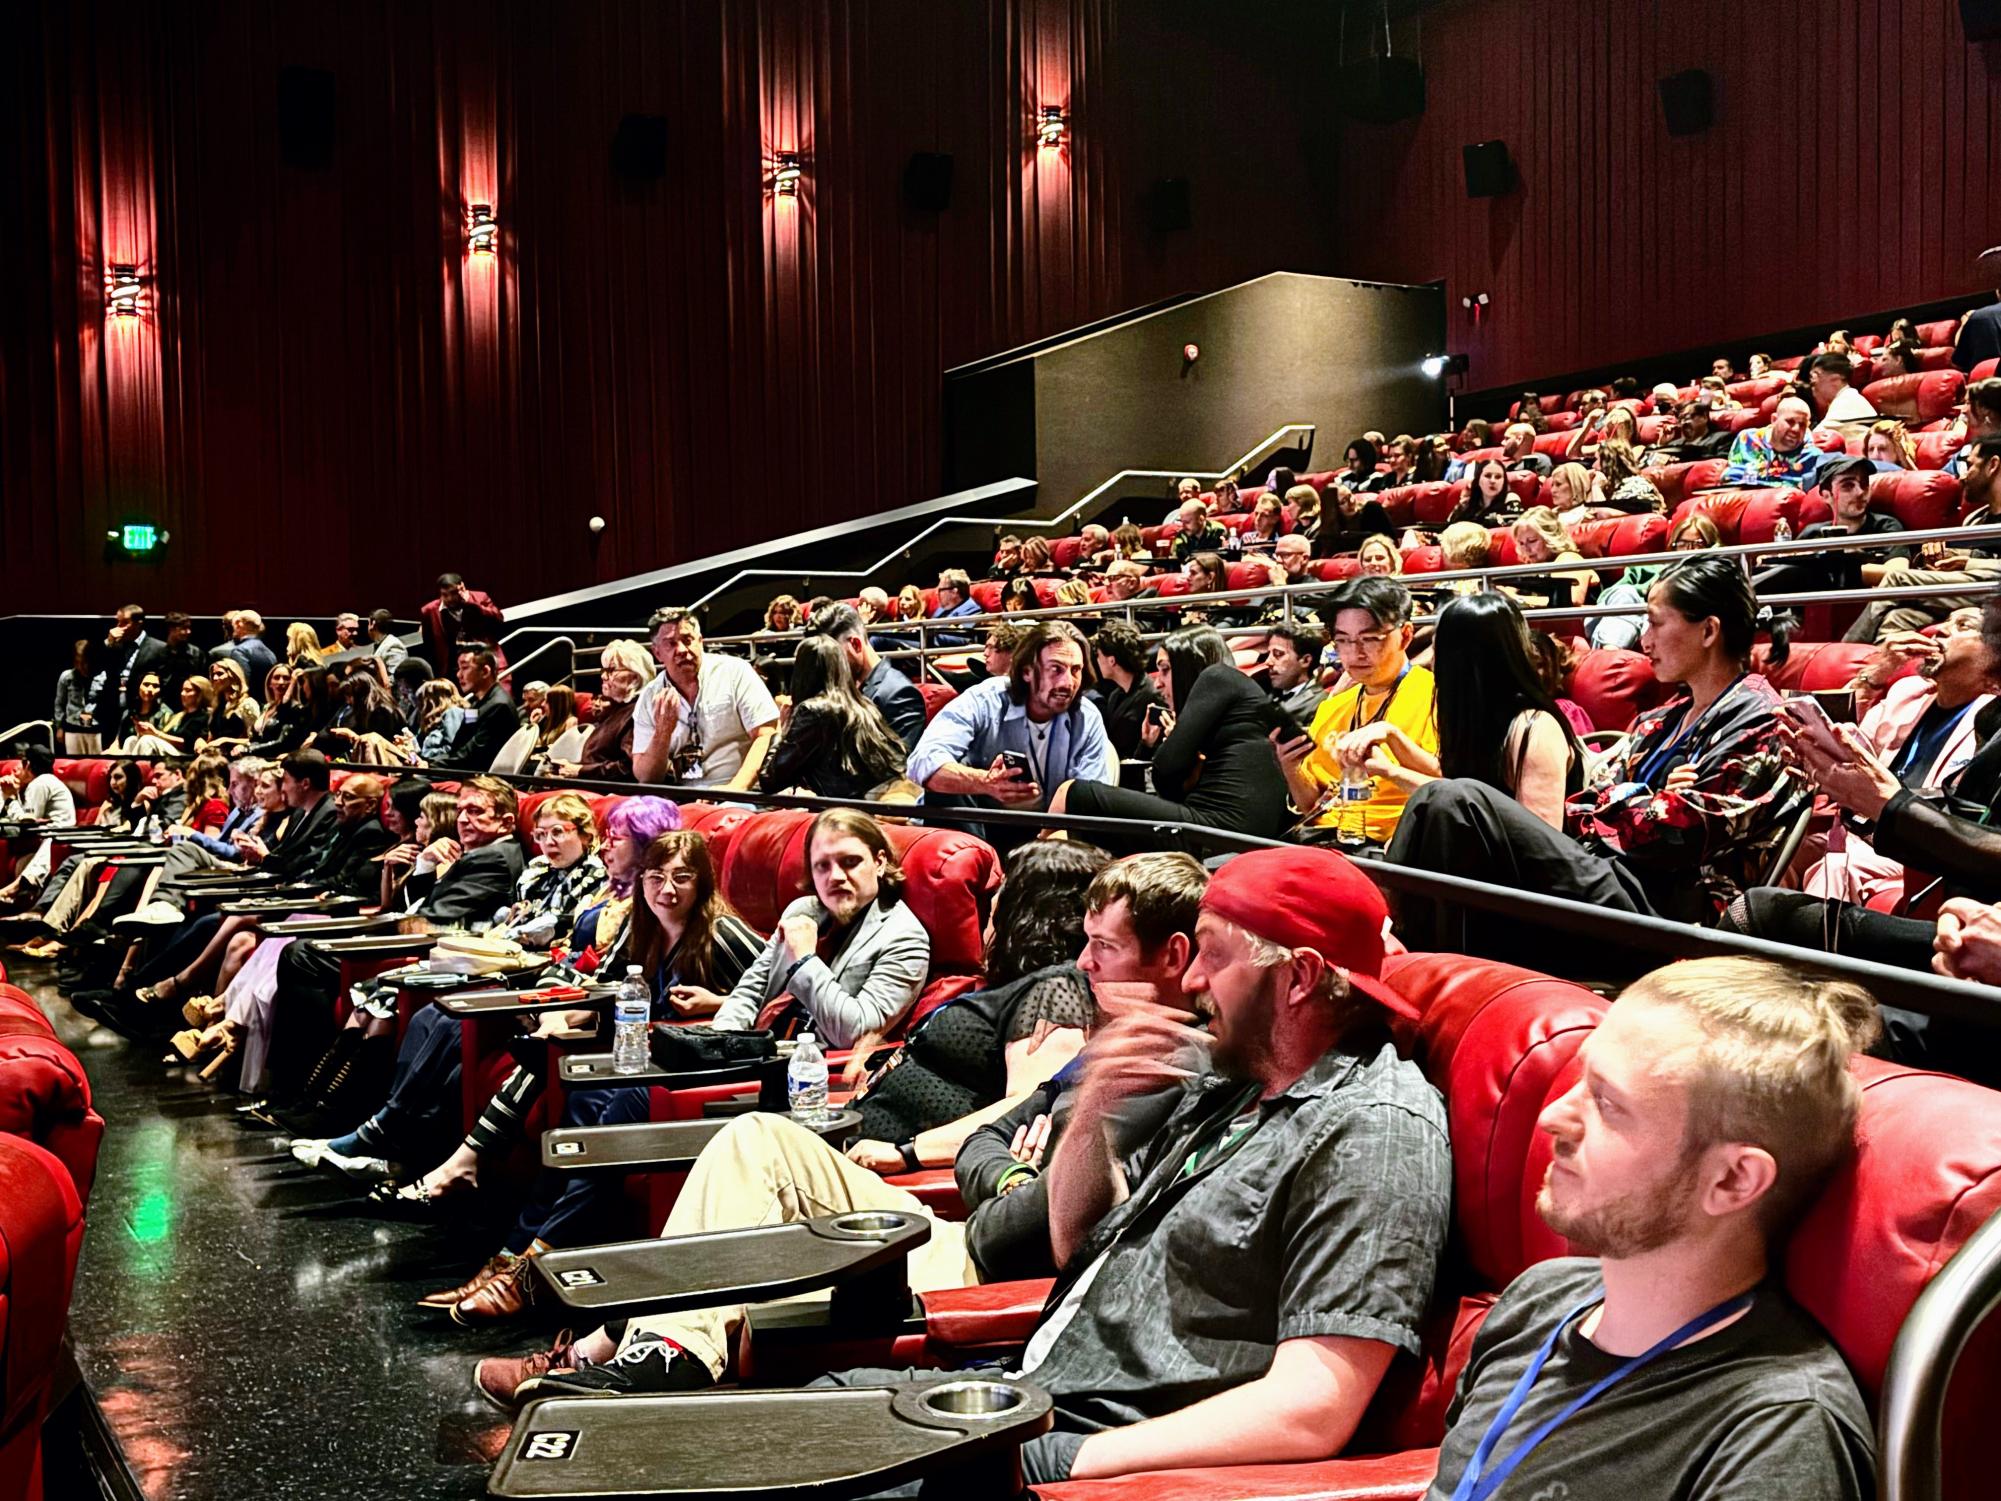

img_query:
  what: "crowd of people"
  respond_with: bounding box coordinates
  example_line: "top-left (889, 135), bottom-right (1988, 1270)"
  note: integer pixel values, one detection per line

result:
top-left (7, 287), bottom-right (2001, 1498)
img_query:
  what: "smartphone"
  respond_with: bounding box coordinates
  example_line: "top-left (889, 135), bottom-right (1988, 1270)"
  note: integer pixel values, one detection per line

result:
top-left (997, 749), bottom-right (1031, 778)
top-left (1780, 694), bottom-right (1847, 756)
top-left (1259, 697), bottom-right (1311, 744)
top-left (1140, 703), bottom-right (1163, 733)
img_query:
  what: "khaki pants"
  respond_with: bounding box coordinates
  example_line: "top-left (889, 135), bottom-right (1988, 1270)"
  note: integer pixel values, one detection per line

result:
top-left (1844, 559), bottom-right (2001, 641)
top-left (624, 1113), bottom-right (974, 1379)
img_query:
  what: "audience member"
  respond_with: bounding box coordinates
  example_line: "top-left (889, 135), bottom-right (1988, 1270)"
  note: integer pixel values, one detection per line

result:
top-left (1952, 245), bottom-right (2001, 373)
top-left (1336, 437), bottom-right (1391, 494)
top-left (1389, 556), bottom-right (1803, 953)
top-left (1512, 506), bottom-right (1599, 607)
top-left (1756, 456), bottom-right (1910, 597)
top-left (285, 622), bottom-right (327, 667)
top-left (52, 639), bottom-right (100, 753)
top-left (1425, 959), bottom-right (1875, 1500)
top-left (1843, 438), bottom-right (2001, 641)
top-left (1054, 626), bottom-right (1290, 853)
top-left (1865, 419), bottom-right (1918, 469)
top-left (929, 569), bottom-right (982, 646)
top-left (1450, 458), bottom-right (1516, 525)
top-left (758, 636), bottom-right (907, 799)
top-left (907, 620), bottom-right (1115, 848)
top-left (444, 648), bottom-right (521, 771)
top-left (96, 604), bottom-right (168, 733)
top-left (158, 612), bottom-right (203, 697)
top-left (0, 745), bottom-right (78, 908)
top-left (1807, 350), bottom-right (1880, 436)
top-left (1169, 500), bottom-right (1227, 562)
top-left (1501, 422), bottom-right (1554, 477)
top-left (630, 607), bottom-right (780, 791)
top-left (1273, 576), bottom-right (1438, 847)
top-left (1945, 378), bottom-right (2001, 478)
top-left (1356, 534), bottom-right (1402, 577)
top-left (1086, 620), bottom-right (1165, 759)
top-left (421, 572), bottom-right (506, 675)
top-left (548, 640), bottom-right (651, 781)
top-left (1722, 395), bottom-right (1826, 486)
top-left (1264, 623), bottom-right (1329, 722)
top-left (365, 609), bottom-right (409, 670)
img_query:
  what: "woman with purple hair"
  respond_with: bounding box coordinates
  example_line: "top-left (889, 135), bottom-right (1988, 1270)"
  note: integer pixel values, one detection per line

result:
top-left (572, 796), bottom-right (685, 970)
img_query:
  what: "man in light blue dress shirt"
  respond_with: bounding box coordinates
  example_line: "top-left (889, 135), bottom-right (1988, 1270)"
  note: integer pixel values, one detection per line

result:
top-left (907, 621), bottom-right (1117, 850)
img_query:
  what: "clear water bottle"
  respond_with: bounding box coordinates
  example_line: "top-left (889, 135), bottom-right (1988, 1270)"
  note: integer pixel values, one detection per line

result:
top-left (1773, 516), bottom-right (1793, 542)
top-left (612, 964), bottom-right (651, 1075)
top-left (788, 1032), bottom-right (830, 1123)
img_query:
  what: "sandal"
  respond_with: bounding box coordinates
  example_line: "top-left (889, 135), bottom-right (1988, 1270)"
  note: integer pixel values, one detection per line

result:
top-left (182, 995), bottom-right (225, 1028)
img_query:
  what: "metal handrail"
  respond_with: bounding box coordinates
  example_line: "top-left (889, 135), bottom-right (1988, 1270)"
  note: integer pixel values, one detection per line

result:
top-left (1879, 1203), bottom-right (2001, 1501)
top-left (0, 720), bottom-right (55, 752)
top-left (501, 636), bottom-right (578, 685)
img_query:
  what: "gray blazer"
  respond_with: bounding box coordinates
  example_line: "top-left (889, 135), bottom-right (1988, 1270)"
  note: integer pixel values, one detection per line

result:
top-left (713, 894), bottom-right (930, 1049)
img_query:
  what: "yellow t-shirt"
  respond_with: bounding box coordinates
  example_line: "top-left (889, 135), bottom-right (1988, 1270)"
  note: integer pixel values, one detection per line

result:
top-left (1302, 664), bottom-right (1440, 843)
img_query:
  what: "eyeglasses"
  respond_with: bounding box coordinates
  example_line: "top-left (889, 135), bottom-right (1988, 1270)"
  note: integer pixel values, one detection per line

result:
top-left (1332, 630), bottom-right (1397, 654)
top-left (534, 822), bottom-right (580, 840)
top-left (640, 869), bottom-right (695, 890)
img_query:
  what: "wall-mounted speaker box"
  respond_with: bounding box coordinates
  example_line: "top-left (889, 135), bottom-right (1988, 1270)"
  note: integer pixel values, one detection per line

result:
top-left (277, 66), bottom-right (336, 169)
top-left (1334, 56), bottom-right (1426, 124)
top-left (1962, 0), bottom-right (2001, 41)
top-left (1658, 69), bottom-right (1715, 136)
top-left (904, 152), bottom-right (954, 212)
top-left (611, 115), bottom-right (670, 179)
top-left (1142, 177), bottom-right (1193, 233)
top-left (1462, 140), bottom-right (1515, 198)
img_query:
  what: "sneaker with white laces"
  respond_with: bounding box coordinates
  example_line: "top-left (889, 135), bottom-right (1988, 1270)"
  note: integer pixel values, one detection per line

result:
top-left (516, 1337), bottom-right (713, 1401)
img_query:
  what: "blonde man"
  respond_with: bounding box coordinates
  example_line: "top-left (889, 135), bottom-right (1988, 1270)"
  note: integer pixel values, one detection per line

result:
top-left (1426, 958), bottom-right (1876, 1499)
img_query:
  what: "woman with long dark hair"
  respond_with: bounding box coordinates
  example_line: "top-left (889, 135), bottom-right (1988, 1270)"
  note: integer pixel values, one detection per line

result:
top-left (757, 635), bottom-right (908, 799)
top-left (1449, 458), bottom-right (1516, 526)
top-left (1344, 594), bottom-right (1581, 829)
top-left (1388, 555), bottom-right (1805, 950)
top-left (1053, 625), bottom-right (1291, 853)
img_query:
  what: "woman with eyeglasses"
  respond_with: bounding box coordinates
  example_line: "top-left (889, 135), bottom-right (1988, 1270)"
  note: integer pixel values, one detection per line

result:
top-left (548, 640), bottom-right (653, 781)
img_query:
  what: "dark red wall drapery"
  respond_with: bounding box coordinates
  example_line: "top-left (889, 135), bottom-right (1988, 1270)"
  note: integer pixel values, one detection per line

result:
top-left (2, 0), bottom-right (1344, 618)
top-left (1334, 0), bottom-right (2001, 394)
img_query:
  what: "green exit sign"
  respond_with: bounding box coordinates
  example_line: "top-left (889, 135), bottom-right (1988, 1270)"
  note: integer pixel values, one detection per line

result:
top-left (122, 524), bottom-right (159, 552)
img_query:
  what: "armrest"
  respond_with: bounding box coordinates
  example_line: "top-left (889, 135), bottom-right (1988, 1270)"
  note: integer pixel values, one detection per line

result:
top-left (437, 983), bottom-right (611, 1019)
top-left (304, 932), bottom-right (439, 959)
top-left (540, 1109), bottom-right (862, 1173)
top-left (535, 1209), bottom-right (930, 1324)
top-left (918, 1280), bottom-right (1054, 1353)
top-left (882, 1167), bottom-right (964, 1220)
top-left (256, 913), bottom-right (409, 939)
top-left (221, 893), bottom-right (365, 917)
top-left (491, 1380), bottom-right (1052, 1501)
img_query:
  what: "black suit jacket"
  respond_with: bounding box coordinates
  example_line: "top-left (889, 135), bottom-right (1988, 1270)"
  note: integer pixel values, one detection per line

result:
top-left (309, 815), bottom-right (398, 898)
top-left (98, 634), bottom-right (171, 725)
top-left (446, 686), bottom-right (521, 771)
top-left (862, 658), bottom-right (927, 753)
top-left (420, 840), bottom-right (526, 926)
top-left (1096, 677), bottom-right (1167, 761)
top-left (262, 793), bottom-right (341, 881)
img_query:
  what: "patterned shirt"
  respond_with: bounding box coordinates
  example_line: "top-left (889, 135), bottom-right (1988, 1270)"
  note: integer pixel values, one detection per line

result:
top-left (1722, 426), bottom-right (1824, 486)
top-left (1566, 672), bottom-right (1805, 917)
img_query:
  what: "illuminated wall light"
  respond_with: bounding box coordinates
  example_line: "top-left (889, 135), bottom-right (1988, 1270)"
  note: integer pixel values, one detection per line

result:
top-left (467, 204), bottom-right (499, 256)
top-left (105, 265), bottom-right (144, 318)
top-left (771, 153), bottom-right (803, 196)
top-left (1037, 106), bottom-right (1068, 149)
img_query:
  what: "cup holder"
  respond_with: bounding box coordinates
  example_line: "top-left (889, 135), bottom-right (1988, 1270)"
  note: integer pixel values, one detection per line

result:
top-left (919, 1381), bottom-right (1026, 1418)
top-left (829, 1211), bottom-right (908, 1235)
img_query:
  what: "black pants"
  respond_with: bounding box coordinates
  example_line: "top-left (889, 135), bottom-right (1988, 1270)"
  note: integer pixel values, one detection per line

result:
top-left (1716, 887), bottom-right (2001, 1084)
top-left (135, 912), bottom-right (223, 986)
top-left (361, 1002), bottom-right (467, 1168)
top-left (503, 1083), bottom-right (651, 1254)
top-left (1063, 772), bottom-right (1289, 857)
top-left (269, 939), bottom-right (345, 1102)
top-left (1385, 778), bottom-right (1678, 971)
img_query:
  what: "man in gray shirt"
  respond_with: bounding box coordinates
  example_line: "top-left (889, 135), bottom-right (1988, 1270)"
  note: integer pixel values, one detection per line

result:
top-left (818, 845), bottom-right (1452, 1489)
top-left (1426, 958), bottom-right (1876, 1500)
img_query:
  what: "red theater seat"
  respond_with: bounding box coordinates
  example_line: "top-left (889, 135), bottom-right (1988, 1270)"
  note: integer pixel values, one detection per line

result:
top-left (1541, 411), bottom-right (1581, 432)
top-left (1048, 537), bottom-right (1087, 569)
top-left (1917, 318), bottom-right (1960, 347)
top-left (1755, 641), bottom-right (1879, 694)
top-left (1971, 357), bottom-right (1999, 382)
top-left (1530, 431), bottom-right (1575, 459)
top-left (1726, 375), bottom-right (1792, 406)
top-left (1914, 431), bottom-right (1967, 471)
top-left (0, 1134), bottom-right (86, 1501)
top-left (914, 681), bottom-right (956, 721)
top-left (1669, 486), bottom-right (1806, 544)
top-left (1864, 370), bottom-right (1967, 423)
top-left (969, 580), bottom-right (1005, 613)
top-left (1566, 647), bottom-right (1667, 730)
top-left (0, 985), bottom-right (103, 1204)
top-left (1313, 558), bottom-right (1360, 582)
top-left (1223, 560), bottom-right (1272, 592)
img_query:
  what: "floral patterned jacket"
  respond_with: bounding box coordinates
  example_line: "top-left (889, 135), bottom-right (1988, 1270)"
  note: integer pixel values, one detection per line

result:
top-left (1566, 672), bottom-right (1805, 918)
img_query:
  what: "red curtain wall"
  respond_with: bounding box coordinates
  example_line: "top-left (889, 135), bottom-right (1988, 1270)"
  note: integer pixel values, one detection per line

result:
top-left (2, 0), bottom-right (1343, 617)
top-left (1335, 0), bottom-right (2001, 394)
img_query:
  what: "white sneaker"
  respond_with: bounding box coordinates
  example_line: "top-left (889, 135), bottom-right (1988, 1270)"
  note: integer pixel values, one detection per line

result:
top-left (322, 1148), bottom-right (398, 1185)
top-left (289, 1138), bottom-right (331, 1167)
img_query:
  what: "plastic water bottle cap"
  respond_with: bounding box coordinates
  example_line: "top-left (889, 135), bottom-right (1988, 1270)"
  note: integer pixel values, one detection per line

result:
top-left (626, 965), bottom-right (643, 977)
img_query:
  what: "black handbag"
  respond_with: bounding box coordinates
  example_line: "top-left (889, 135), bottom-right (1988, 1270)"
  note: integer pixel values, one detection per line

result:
top-left (649, 1023), bottom-right (776, 1071)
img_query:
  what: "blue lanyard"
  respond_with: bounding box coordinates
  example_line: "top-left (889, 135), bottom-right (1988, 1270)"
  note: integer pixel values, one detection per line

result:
top-left (1630, 675), bottom-right (1745, 789)
top-left (1447, 1290), bottom-right (1755, 1501)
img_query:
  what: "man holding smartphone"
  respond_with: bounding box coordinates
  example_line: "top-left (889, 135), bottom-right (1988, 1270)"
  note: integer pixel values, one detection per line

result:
top-left (907, 620), bottom-right (1116, 850)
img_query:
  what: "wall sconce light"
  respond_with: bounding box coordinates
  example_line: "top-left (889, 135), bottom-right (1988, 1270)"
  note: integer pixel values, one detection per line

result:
top-left (1421, 353), bottom-right (1469, 380)
top-left (467, 205), bottom-right (499, 255)
top-left (772, 153), bottom-right (803, 196)
top-left (105, 266), bottom-right (144, 318)
top-left (1037, 106), bottom-right (1068, 149)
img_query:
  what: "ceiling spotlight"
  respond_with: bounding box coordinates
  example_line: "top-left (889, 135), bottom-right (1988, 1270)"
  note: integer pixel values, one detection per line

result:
top-left (772, 153), bottom-right (803, 195)
top-left (467, 205), bottom-right (499, 255)
top-left (1422, 353), bottom-right (1469, 379)
top-left (106, 266), bottom-right (143, 318)
top-left (1037, 106), bottom-right (1068, 149)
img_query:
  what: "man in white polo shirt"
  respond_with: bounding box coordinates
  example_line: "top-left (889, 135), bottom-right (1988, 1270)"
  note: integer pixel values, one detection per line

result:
top-left (630, 607), bottom-right (779, 792)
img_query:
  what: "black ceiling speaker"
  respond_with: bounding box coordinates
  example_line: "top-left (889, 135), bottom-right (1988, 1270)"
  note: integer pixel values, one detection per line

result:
top-left (1142, 178), bottom-right (1192, 233)
top-left (1658, 69), bottom-right (1715, 136)
top-left (1334, 56), bottom-right (1426, 124)
top-left (1961, 0), bottom-right (2001, 39)
top-left (277, 66), bottom-right (336, 170)
top-left (610, 115), bottom-right (670, 179)
top-left (903, 151), bottom-right (954, 212)
top-left (1462, 140), bottom-right (1515, 198)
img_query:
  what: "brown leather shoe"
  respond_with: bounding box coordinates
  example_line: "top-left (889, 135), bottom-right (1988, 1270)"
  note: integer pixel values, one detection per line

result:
top-left (417, 1252), bottom-right (512, 1310)
top-left (450, 1252), bottom-right (537, 1325)
top-left (472, 1328), bottom-right (576, 1411)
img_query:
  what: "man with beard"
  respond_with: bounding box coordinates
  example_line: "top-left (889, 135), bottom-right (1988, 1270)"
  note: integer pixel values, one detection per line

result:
top-left (1424, 958), bottom-right (1875, 1500)
top-left (791, 845), bottom-right (1451, 1492)
top-left (907, 619), bottom-right (1115, 851)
